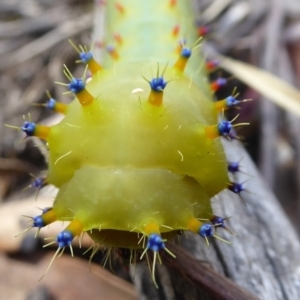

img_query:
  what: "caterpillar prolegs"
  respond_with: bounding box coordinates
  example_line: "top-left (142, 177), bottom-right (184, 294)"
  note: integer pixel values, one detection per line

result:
top-left (12, 0), bottom-right (250, 284)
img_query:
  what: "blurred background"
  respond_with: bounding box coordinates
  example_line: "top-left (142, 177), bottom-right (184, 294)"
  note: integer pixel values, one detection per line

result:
top-left (1, 0), bottom-right (300, 299)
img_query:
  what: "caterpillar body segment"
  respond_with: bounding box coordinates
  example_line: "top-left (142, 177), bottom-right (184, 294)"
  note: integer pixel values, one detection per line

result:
top-left (52, 167), bottom-right (213, 239)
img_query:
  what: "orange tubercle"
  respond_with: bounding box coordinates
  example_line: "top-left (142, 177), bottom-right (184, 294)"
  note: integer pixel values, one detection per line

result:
top-left (113, 32), bottom-right (123, 44)
top-left (115, 2), bottom-right (125, 14)
top-left (172, 24), bottom-right (180, 37)
top-left (169, 0), bottom-right (177, 7)
top-left (107, 46), bottom-right (119, 60)
top-left (76, 89), bottom-right (94, 106)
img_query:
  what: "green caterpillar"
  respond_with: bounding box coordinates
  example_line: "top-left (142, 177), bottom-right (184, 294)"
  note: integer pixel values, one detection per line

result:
top-left (13, 0), bottom-right (248, 285)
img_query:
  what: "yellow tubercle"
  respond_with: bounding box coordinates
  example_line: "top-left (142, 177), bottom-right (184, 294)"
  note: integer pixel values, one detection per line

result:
top-left (66, 219), bottom-right (84, 236)
top-left (55, 102), bottom-right (68, 114)
top-left (174, 56), bottom-right (189, 72)
top-left (187, 218), bottom-right (202, 233)
top-left (144, 222), bottom-right (160, 235)
top-left (42, 209), bottom-right (57, 225)
top-left (205, 125), bottom-right (220, 140)
top-left (148, 90), bottom-right (163, 106)
top-left (35, 125), bottom-right (50, 140)
top-left (87, 58), bottom-right (102, 75)
top-left (76, 89), bottom-right (94, 106)
top-left (215, 100), bottom-right (227, 112)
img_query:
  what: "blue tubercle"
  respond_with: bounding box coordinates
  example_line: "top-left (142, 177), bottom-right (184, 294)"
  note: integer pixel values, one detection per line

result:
top-left (45, 98), bottom-right (56, 110)
top-left (21, 122), bottom-right (36, 136)
top-left (56, 230), bottom-right (74, 248)
top-left (210, 215), bottom-right (225, 228)
top-left (79, 51), bottom-right (93, 63)
top-left (218, 121), bottom-right (232, 136)
top-left (228, 182), bottom-right (244, 194)
top-left (32, 177), bottom-right (47, 189)
top-left (226, 96), bottom-right (240, 108)
top-left (181, 48), bottom-right (192, 58)
top-left (216, 78), bottom-right (227, 87)
top-left (198, 223), bottom-right (213, 238)
top-left (228, 161), bottom-right (240, 173)
top-left (147, 234), bottom-right (165, 252)
top-left (149, 77), bottom-right (167, 92)
top-left (106, 45), bottom-right (115, 53)
top-left (32, 215), bottom-right (45, 228)
top-left (68, 78), bottom-right (85, 94)
top-left (209, 215), bottom-right (234, 235)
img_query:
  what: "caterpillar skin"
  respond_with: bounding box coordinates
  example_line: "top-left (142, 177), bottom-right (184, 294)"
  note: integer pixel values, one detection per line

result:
top-left (20, 0), bottom-right (233, 277)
